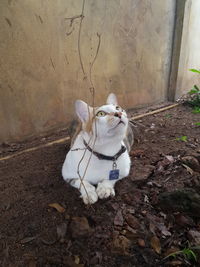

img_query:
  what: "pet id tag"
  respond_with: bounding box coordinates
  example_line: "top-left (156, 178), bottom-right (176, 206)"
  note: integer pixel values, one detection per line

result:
top-left (109, 169), bottom-right (119, 180)
top-left (109, 161), bottom-right (119, 180)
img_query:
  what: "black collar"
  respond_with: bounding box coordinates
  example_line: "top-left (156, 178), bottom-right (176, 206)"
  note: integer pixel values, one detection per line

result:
top-left (83, 140), bottom-right (126, 161)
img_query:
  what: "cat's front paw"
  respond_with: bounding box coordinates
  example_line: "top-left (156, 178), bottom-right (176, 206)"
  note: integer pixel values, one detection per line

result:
top-left (96, 181), bottom-right (115, 199)
top-left (81, 190), bottom-right (98, 205)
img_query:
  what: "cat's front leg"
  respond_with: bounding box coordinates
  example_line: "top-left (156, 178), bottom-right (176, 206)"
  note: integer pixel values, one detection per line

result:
top-left (96, 180), bottom-right (115, 199)
top-left (69, 179), bottom-right (98, 204)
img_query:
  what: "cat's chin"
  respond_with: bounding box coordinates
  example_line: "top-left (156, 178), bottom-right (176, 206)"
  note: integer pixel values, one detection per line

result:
top-left (109, 120), bottom-right (126, 130)
top-left (107, 124), bottom-right (127, 136)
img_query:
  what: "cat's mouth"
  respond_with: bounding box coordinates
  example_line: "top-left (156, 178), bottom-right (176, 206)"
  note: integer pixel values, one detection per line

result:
top-left (110, 120), bottom-right (125, 131)
top-left (118, 120), bottom-right (125, 125)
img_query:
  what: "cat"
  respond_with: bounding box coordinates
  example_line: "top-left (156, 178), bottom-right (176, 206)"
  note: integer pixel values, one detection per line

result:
top-left (62, 93), bottom-right (133, 204)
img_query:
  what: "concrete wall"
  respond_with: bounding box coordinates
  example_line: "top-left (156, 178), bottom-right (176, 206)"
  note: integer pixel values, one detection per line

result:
top-left (0, 0), bottom-right (175, 142)
top-left (176, 0), bottom-right (200, 99)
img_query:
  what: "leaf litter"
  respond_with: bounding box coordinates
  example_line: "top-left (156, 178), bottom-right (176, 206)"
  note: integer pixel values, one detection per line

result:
top-left (48, 203), bottom-right (66, 213)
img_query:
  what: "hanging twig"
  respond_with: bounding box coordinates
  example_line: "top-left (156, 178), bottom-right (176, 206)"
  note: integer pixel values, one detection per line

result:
top-left (89, 33), bottom-right (101, 108)
top-left (72, 0), bottom-right (95, 204)
top-left (78, 0), bottom-right (87, 78)
top-left (89, 33), bottom-right (101, 140)
top-left (77, 33), bottom-right (101, 194)
top-left (66, 0), bottom-right (102, 205)
top-left (76, 135), bottom-right (93, 202)
top-left (89, 33), bottom-right (101, 88)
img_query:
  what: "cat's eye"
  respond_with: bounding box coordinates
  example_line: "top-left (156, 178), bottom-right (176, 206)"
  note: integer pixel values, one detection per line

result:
top-left (96, 111), bottom-right (106, 117)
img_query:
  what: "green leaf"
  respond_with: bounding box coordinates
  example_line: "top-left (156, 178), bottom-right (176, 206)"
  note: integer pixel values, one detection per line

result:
top-left (194, 85), bottom-right (200, 90)
top-left (181, 136), bottom-right (187, 142)
top-left (176, 136), bottom-right (188, 142)
top-left (189, 250), bottom-right (197, 261)
top-left (192, 107), bottom-right (200, 113)
top-left (189, 68), bottom-right (200, 74)
top-left (164, 245), bottom-right (200, 262)
top-left (164, 250), bottom-right (181, 260)
top-left (189, 89), bottom-right (199, 95)
top-left (165, 114), bottom-right (172, 118)
top-left (164, 248), bottom-right (197, 262)
top-left (182, 248), bottom-right (197, 262)
top-left (194, 122), bottom-right (200, 126)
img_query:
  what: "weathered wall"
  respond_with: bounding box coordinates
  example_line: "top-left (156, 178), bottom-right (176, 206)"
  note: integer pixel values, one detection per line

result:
top-left (176, 0), bottom-right (200, 99)
top-left (0, 0), bottom-right (175, 142)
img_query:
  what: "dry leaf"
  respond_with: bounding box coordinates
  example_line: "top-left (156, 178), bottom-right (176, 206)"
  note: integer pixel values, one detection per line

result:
top-left (149, 222), bottom-right (156, 235)
top-left (188, 229), bottom-right (200, 245)
top-left (157, 223), bottom-right (171, 237)
top-left (74, 255), bottom-right (80, 264)
top-left (125, 214), bottom-right (140, 229)
top-left (164, 247), bottom-right (179, 257)
top-left (112, 235), bottom-right (131, 254)
top-left (69, 217), bottom-right (91, 238)
top-left (165, 155), bottom-right (174, 163)
top-left (48, 203), bottom-right (65, 213)
top-left (147, 213), bottom-right (171, 237)
top-left (130, 149), bottom-right (145, 157)
top-left (175, 214), bottom-right (194, 227)
top-left (114, 210), bottom-right (124, 226)
top-left (182, 156), bottom-right (200, 171)
top-left (150, 236), bottom-right (161, 254)
top-left (182, 164), bottom-right (194, 175)
top-left (138, 238), bottom-right (145, 247)
top-left (63, 256), bottom-right (84, 267)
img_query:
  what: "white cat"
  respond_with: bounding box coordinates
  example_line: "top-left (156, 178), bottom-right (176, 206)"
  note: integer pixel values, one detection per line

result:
top-left (62, 93), bottom-right (133, 204)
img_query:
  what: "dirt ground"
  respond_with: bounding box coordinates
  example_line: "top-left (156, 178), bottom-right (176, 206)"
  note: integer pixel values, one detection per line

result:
top-left (0, 104), bottom-right (200, 267)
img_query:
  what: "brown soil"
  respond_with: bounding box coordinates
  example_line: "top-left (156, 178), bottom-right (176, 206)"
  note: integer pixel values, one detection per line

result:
top-left (0, 104), bottom-right (200, 267)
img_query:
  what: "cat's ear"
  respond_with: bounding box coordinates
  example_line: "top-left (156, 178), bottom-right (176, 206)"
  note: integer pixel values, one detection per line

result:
top-left (75, 100), bottom-right (90, 123)
top-left (106, 93), bottom-right (118, 105)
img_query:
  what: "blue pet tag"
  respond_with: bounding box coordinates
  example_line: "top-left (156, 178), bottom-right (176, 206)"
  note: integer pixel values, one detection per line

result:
top-left (109, 169), bottom-right (119, 180)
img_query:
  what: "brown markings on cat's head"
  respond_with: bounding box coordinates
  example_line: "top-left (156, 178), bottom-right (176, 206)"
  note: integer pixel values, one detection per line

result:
top-left (71, 103), bottom-right (98, 147)
top-left (84, 107), bottom-right (98, 133)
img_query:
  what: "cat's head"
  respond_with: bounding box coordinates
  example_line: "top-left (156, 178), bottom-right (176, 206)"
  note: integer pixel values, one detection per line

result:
top-left (75, 93), bottom-right (128, 140)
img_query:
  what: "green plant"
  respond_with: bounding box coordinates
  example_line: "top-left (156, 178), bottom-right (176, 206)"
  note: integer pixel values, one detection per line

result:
top-left (189, 68), bottom-right (200, 74)
top-left (194, 122), bottom-right (200, 126)
top-left (164, 245), bottom-right (200, 263)
top-left (192, 106), bottom-right (200, 114)
top-left (165, 114), bottom-right (172, 118)
top-left (187, 69), bottom-right (200, 109)
top-left (176, 136), bottom-right (187, 142)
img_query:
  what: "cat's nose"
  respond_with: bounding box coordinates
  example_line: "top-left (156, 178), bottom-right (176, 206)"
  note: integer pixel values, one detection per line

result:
top-left (114, 112), bottom-right (122, 118)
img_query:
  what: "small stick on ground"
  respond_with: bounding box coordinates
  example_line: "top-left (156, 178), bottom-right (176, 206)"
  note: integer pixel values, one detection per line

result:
top-left (0, 137), bottom-right (70, 162)
top-left (130, 103), bottom-right (180, 120)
